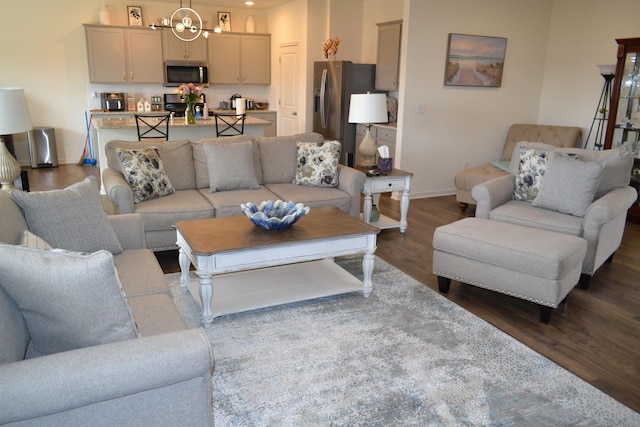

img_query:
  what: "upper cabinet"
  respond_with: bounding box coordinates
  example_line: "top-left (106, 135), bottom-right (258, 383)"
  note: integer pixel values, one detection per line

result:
top-left (162, 29), bottom-right (209, 61)
top-left (85, 25), bottom-right (163, 84)
top-left (209, 33), bottom-right (271, 85)
top-left (375, 21), bottom-right (402, 91)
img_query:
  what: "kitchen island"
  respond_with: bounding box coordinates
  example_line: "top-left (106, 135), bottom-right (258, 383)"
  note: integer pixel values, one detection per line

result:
top-left (92, 115), bottom-right (271, 191)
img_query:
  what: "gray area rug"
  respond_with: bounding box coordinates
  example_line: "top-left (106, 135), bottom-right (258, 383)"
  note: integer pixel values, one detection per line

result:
top-left (166, 256), bottom-right (640, 426)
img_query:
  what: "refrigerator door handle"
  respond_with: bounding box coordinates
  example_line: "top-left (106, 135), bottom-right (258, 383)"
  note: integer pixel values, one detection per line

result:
top-left (320, 68), bottom-right (329, 128)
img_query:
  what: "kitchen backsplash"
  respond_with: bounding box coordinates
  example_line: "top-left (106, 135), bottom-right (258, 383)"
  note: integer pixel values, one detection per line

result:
top-left (86, 82), bottom-right (272, 111)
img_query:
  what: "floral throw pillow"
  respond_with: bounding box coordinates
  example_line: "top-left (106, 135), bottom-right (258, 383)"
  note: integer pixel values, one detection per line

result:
top-left (293, 140), bottom-right (341, 187)
top-left (513, 146), bottom-right (549, 201)
top-left (116, 146), bottom-right (175, 203)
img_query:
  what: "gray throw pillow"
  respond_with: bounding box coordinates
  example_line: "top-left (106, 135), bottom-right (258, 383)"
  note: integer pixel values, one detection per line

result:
top-left (10, 176), bottom-right (122, 254)
top-left (116, 146), bottom-right (175, 203)
top-left (532, 152), bottom-right (604, 217)
top-left (204, 140), bottom-right (260, 192)
top-left (0, 243), bottom-right (139, 357)
top-left (293, 140), bottom-right (341, 187)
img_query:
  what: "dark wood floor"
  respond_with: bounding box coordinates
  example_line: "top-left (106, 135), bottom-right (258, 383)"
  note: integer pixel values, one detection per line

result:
top-left (27, 164), bottom-right (640, 413)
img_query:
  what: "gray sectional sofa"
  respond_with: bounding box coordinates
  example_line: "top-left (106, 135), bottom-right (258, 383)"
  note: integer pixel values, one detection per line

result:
top-left (0, 186), bottom-right (214, 426)
top-left (102, 132), bottom-right (367, 251)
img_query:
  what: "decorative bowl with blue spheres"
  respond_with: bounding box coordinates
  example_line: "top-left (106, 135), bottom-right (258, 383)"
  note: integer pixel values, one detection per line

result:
top-left (240, 200), bottom-right (310, 231)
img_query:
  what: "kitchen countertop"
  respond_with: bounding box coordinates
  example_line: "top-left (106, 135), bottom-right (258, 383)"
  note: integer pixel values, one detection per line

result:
top-left (93, 115), bottom-right (271, 129)
top-left (89, 109), bottom-right (276, 117)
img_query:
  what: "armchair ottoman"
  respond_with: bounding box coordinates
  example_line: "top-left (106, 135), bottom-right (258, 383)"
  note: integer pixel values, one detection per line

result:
top-left (433, 218), bottom-right (587, 323)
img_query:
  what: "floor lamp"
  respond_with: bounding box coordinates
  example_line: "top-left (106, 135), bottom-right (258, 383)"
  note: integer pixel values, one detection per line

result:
top-left (585, 65), bottom-right (616, 150)
top-left (348, 92), bottom-right (388, 167)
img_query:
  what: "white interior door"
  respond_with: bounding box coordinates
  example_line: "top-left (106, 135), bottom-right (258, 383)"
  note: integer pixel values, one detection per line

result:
top-left (279, 43), bottom-right (299, 135)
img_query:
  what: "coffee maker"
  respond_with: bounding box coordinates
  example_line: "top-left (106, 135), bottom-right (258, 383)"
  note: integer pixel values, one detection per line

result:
top-left (100, 92), bottom-right (126, 111)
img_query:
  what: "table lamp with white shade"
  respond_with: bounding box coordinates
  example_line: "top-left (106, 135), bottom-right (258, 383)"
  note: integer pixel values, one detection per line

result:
top-left (348, 92), bottom-right (388, 167)
top-left (0, 88), bottom-right (32, 190)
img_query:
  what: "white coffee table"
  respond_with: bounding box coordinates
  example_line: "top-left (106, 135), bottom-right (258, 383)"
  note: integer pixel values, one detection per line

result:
top-left (175, 207), bottom-right (379, 327)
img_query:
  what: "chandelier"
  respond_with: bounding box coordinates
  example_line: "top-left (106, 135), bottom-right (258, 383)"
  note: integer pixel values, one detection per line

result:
top-left (150, 1), bottom-right (221, 42)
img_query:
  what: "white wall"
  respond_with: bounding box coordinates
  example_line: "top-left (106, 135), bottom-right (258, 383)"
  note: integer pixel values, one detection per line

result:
top-left (361, 0), bottom-right (404, 64)
top-left (538, 0), bottom-right (640, 145)
top-left (397, 0), bottom-right (553, 198)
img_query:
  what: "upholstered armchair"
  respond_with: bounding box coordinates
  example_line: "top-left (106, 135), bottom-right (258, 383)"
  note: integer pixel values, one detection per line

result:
top-left (455, 124), bottom-right (582, 213)
top-left (472, 142), bottom-right (637, 289)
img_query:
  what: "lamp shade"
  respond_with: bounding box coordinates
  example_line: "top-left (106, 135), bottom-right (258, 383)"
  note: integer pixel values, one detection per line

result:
top-left (348, 93), bottom-right (388, 124)
top-left (0, 87), bottom-right (33, 135)
top-left (597, 64), bottom-right (616, 76)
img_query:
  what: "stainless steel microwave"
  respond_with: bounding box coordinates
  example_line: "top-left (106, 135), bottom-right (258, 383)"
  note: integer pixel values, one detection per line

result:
top-left (164, 60), bottom-right (209, 87)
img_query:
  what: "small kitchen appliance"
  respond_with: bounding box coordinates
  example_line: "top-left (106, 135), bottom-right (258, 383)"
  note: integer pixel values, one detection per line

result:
top-left (163, 93), bottom-right (206, 117)
top-left (229, 94), bottom-right (242, 109)
top-left (100, 92), bottom-right (126, 111)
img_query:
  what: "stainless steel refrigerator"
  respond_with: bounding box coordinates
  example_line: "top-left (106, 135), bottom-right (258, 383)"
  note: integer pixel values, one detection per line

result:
top-left (313, 61), bottom-right (378, 166)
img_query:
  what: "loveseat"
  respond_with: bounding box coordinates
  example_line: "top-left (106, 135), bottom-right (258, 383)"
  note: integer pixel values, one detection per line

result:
top-left (102, 132), bottom-right (367, 251)
top-left (0, 181), bottom-right (214, 426)
top-left (472, 142), bottom-right (636, 290)
top-left (455, 124), bottom-right (583, 212)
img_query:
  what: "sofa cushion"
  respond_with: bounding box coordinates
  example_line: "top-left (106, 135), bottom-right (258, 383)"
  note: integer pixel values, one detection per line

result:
top-left (489, 200), bottom-right (584, 236)
top-left (198, 186), bottom-right (280, 217)
top-left (204, 140), bottom-right (260, 192)
top-left (532, 152), bottom-right (604, 217)
top-left (132, 189), bottom-right (214, 231)
top-left (293, 140), bottom-right (341, 187)
top-left (116, 146), bottom-right (175, 203)
top-left (10, 177), bottom-right (123, 254)
top-left (266, 183), bottom-right (351, 214)
top-left (0, 244), bottom-right (139, 357)
top-left (0, 285), bottom-right (29, 364)
top-left (259, 132), bottom-right (325, 184)
top-left (0, 191), bottom-right (28, 246)
top-left (105, 139), bottom-right (196, 191)
top-left (113, 249), bottom-right (170, 297)
top-left (193, 136), bottom-right (262, 189)
top-left (513, 146), bottom-right (549, 201)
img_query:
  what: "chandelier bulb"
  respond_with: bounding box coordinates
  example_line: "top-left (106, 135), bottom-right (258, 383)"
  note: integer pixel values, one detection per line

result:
top-left (183, 16), bottom-right (192, 27)
top-left (175, 22), bottom-right (185, 32)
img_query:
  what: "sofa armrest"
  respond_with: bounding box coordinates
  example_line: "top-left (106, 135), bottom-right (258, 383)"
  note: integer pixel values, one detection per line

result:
top-left (103, 167), bottom-right (135, 214)
top-left (584, 186), bottom-right (637, 226)
top-left (471, 174), bottom-right (515, 218)
top-left (109, 213), bottom-right (146, 250)
top-left (337, 165), bottom-right (366, 217)
top-left (0, 329), bottom-right (214, 426)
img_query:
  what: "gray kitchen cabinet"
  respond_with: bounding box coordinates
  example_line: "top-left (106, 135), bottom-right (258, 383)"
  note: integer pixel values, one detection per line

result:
top-left (247, 111), bottom-right (277, 137)
top-left (375, 20), bottom-right (402, 91)
top-left (162, 29), bottom-right (208, 61)
top-left (85, 25), bottom-right (163, 84)
top-left (209, 33), bottom-right (270, 84)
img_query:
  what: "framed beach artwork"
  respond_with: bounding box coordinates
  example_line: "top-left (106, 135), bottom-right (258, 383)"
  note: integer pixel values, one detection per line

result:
top-left (127, 6), bottom-right (143, 26)
top-left (218, 12), bottom-right (231, 32)
top-left (444, 33), bottom-right (507, 87)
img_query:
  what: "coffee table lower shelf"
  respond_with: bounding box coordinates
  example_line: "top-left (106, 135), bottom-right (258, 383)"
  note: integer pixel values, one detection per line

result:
top-left (184, 258), bottom-right (364, 318)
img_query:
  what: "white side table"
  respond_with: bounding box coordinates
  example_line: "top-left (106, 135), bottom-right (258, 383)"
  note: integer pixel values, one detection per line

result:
top-left (357, 166), bottom-right (413, 233)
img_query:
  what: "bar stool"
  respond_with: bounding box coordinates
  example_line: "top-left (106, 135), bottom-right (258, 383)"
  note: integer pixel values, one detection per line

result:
top-left (214, 113), bottom-right (245, 137)
top-left (134, 114), bottom-right (170, 141)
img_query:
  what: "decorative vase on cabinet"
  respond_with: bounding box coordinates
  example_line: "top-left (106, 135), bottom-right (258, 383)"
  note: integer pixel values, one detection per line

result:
top-left (604, 37), bottom-right (640, 223)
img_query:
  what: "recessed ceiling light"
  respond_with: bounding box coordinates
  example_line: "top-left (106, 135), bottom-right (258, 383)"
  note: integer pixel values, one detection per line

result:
top-left (245, 1), bottom-right (254, 5)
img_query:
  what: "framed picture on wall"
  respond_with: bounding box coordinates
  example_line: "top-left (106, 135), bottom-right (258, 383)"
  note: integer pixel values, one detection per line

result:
top-left (127, 6), bottom-right (143, 26)
top-left (218, 12), bottom-right (231, 32)
top-left (444, 33), bottom-right (507, 87)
